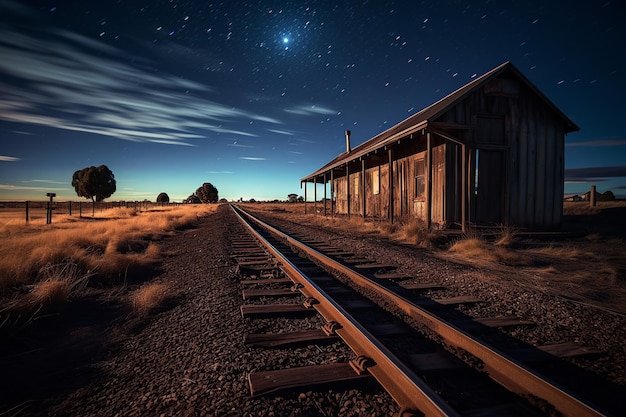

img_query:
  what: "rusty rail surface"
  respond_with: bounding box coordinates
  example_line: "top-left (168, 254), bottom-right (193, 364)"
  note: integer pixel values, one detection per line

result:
top-left (231, 205), bottom-right (458, 417)
top-left (232, 205), bottom-right (607, 417)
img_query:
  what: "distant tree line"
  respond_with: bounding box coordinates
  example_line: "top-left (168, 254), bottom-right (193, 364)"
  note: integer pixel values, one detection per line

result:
top-left (184, 182), bottom-right (219, 203)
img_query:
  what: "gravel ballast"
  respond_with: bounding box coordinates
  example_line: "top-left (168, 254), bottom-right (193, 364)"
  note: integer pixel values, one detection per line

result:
top-left (2, 204), bottom-right (624, 416)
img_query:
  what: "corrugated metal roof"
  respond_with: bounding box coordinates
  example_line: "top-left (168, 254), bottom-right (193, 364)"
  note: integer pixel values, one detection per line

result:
top-left (302, 61), bottom-right (579, 182)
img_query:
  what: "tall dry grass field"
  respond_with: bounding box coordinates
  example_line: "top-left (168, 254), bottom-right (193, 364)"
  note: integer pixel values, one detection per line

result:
top-left (0, 205), bottom-right (215, 311)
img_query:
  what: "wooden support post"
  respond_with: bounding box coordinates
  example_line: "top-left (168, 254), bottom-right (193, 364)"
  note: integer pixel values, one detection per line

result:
top-left (25, 201), bottom-right (29, 222)
top-left (314, 177), bottom-right (317, 214)
top-left (68, 201), bottom-right (72, 216)
top-left (303, 181), bottom-right (307, 214)
top-left (346, 164), bottom-right (351, 218)
top-left (330, 170), bottom-right (335, 217)
top-left (461, 144), bottom-right (467, 234)
top-left (323, 173), bottom-right (327, 216)
top-left (361, 158), bottom-right (366, 218)
top-left (426, 132), bottom-right (432, 229)
top-left (388, 148), bottom-right (394, 224)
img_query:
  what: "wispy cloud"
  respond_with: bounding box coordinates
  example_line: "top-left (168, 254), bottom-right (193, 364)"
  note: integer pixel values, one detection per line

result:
top-left (0, 156), bottom-right (21, 162)
top-left (566, 139), bottom-right (626, 147)
top-left (0, 5), bottom-right (280, 146)
top-left (565, 166), bottom-right (626, 182)
top-left (267, 129), bottom-right (295, 136)
top-left (284, 104), bottom-right (338, 116)
top-left (240, 157), bottom-right (268, 161)
top-left (0, 184), bottom-right (67, 192)
top-left (25, 179), bottom-right (66, 184)
top-left (207, 171), bottom-right (234, 174)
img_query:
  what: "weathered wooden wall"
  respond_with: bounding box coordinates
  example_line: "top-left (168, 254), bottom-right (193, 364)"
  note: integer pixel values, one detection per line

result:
top-left (437, 75), bottom-right (565, 228)
top-left (330, 71), bottom-right (567, 229)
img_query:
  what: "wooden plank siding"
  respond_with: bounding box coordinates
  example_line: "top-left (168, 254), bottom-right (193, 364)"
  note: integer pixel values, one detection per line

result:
top-left (432, 79), bottom-right (567, 228)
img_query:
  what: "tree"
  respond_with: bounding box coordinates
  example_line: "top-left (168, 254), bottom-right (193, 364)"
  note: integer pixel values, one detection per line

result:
top-left (72, 165), bottom-right (116, 215)
top-left (156, 192), bottom-right (170, 204)
top-left (195, 182), bottom-right (219, 203)
top-left (598, 190), bottom-right (616, 201)
top-left (184, 194), bottom-right (201, 204)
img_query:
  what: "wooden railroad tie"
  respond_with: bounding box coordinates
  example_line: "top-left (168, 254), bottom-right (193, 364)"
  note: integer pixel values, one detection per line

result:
top-left (399, 282), bottom-right (447, 291)
top-left (452, 316), bottom-right (536, 329)
top-left (244, 329), bottom-right (339, 348)
top-left (505, 341), bottom-right (604, 362)
top-left (241, 287), bottom-right (301, 300)
top-left (240, 277), bottom-right (293, 286)
top-left (374, 272), bottom-right (413, 280)
top-left (240, 303), bottom-right (316, 317)
top-left (353, 263), bottom-right (398, 271)
top-left (248, 363), bottom-right (372, 397)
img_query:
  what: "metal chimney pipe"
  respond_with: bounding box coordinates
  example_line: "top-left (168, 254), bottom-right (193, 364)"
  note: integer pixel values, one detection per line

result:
top-left (345, 130), bottom-right (351, 153)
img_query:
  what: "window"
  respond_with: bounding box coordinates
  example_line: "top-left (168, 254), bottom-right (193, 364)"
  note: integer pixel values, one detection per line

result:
top-left (372, 167), bottom-right (380, 195)
top-left (414, 158), bottom-right (425, 200)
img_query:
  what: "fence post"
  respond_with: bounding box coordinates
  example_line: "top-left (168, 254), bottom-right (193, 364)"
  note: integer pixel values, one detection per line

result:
top-left (46, 193), bottom-right (56, 224)
top-left (25, 201), bottom-right (29, 222)
top-left (68, 201), bottom-right (72, 216)
top-left (79, 201), bottom-right (82, 217)
top-left (590, 185), bottom-right (596, 207)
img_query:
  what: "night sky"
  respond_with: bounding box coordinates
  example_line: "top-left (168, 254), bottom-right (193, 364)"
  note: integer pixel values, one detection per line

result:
top-left (1, 0), bottom-right (625, 202)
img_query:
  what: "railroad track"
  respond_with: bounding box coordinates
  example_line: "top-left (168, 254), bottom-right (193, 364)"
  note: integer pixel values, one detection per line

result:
top-left (228, 204), bottom-right (615, 417)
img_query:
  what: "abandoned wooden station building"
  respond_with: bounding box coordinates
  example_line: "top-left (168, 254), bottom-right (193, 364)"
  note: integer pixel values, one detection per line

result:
top-left (300, 61), bottom-right (579, 231)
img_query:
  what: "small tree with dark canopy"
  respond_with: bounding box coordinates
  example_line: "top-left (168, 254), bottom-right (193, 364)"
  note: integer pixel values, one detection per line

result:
top-left (195, 182), bottom-right (219, 203)
top-left (72, 165), bottom-right (116, 215)
top-left (598, 190), bottom-right (616, 201)
top-left (184, 194), bottom-right (202, 204)
top-left (156, 192), bottom-right (170, 204)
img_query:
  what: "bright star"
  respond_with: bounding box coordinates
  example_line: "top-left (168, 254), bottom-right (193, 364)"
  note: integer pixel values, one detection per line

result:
top-left (283, 37), bottom-right (289, 43)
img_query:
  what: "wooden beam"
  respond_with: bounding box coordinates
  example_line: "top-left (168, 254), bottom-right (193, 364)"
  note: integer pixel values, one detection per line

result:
top-left (428, 127), bottom-right (466, 146)
top-left (461, 144), bottom-right (468, 233)
top-left (428, 121), bottom-right (474, 131)
top-left (346, 164), bottom-right (351, 218)
top-left (388, 148), bottom-right (394, 223)
top-left (323, 173), bottom-right (327, 216)
top-left (313, 176), bottom-right (317, 214)
top-left (244, 329), bottom-right (339, 348)
top-left (303, 181), bottom-right (307, 214)
top-left (426, 132), bottom-right (432, 229)
top-left (248, 363), bottom-right (370, 397)
top-left (361, 158), bottom-right (366, 218)
top-left (330, 169), bottom-right (335, 217)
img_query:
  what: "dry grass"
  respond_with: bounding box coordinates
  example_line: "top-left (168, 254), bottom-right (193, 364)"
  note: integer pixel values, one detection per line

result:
top-left (130, 282), bottom-right (172, 316)
top-left (447, 236), bottom-right (535, 267)
top-left (563, 200), bottom-right (625, 216)
top-left (0, 204), bottom-right (213, 325)
top-left (28, 279), bottom-right (71, 307)
top-left (0, 204), bottom-right (214, 292)
top-left (442, 222), bottom-right (626, 313)
top-left (252, 202), bottom-right (438, 247)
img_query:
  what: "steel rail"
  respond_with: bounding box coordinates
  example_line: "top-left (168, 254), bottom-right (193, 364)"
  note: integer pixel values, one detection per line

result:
top-left (231, 205), bottom-right (460, 417)
top-left (233, 205), bottom-right (608, 417)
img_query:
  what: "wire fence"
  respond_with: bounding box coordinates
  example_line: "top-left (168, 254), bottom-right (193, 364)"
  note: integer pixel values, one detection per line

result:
top-left (0, 200), bottom-right (177, 224)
